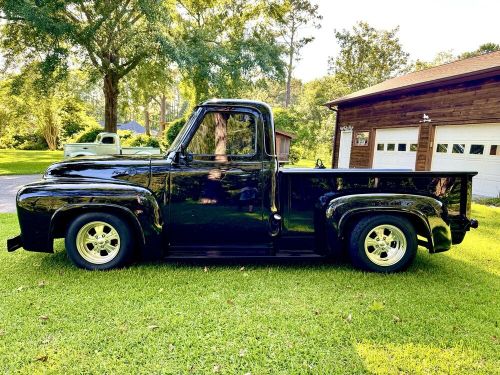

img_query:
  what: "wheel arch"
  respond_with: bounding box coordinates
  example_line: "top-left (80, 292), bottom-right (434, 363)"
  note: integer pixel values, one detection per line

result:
top-left (340, 209), bottom-right (432, 249)
top-left (50, 203), bottom-right (145, 247)
top-left (323, 193), bottom-right (452, 254)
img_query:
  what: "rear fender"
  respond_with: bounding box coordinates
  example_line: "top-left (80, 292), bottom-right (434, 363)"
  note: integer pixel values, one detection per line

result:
top-left (323, 193), bottom-right (452, 253)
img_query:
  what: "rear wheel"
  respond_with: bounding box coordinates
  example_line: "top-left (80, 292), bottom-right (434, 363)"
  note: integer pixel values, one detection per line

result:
top-left (65, 213), bottom-right (134, 270)
top-left (348, 215), bottom-right (417, 272)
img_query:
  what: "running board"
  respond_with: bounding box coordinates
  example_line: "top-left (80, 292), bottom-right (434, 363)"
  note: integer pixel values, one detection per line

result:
top-left (164, 249), bottom-right (323, 261)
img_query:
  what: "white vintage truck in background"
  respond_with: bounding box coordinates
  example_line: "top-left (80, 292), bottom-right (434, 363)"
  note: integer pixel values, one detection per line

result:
top-left (64, 132), bottom-right (161, 158)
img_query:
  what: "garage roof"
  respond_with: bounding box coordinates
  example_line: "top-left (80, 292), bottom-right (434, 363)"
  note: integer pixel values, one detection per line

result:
top-left (326, 51), bottom-right (500, 107)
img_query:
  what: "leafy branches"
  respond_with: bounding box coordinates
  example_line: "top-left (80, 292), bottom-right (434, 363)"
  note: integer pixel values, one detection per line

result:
top-left (0, 0), bottom-right (173, 132)
top-left (329, 21), bottom-right (410, 92)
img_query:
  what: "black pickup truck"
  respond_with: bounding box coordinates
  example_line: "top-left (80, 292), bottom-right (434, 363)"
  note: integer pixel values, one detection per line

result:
top-left (7, 99), bottom-right (478, 272)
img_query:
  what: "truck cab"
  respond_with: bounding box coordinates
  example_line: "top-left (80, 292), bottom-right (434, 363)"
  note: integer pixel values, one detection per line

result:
top-left (64, 132), bottom-right (160, 158)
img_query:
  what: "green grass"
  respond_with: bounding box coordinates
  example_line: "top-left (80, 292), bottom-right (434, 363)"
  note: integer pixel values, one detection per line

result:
top-left (0, 204), bottom-right (499, 374)
top-left (0, 149), bottom-right (63, 175)
top-left (284, 159), bottom-right (317, 168)
top-left (473, 196), bottom-right (500, 207)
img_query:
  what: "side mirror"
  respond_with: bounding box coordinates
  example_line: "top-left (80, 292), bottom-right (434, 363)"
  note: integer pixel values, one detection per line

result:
top-left (179, 144), bottom-right (193, 163)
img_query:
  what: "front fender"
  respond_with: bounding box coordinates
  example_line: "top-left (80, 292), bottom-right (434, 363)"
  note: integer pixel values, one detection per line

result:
top-left (323, 193), bottom-right (452, 253)
top-left (16, 178), bottom-right (163, 258)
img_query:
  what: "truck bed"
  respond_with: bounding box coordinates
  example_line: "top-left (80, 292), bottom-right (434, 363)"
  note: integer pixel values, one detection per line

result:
top-left (278, 168), bottom-right (477, 246)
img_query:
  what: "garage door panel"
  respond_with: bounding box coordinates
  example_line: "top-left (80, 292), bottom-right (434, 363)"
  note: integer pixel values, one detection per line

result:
top-left (432, 123), bottom-right (500, 197)
top-left (373, 127), bottom-right (419, 170)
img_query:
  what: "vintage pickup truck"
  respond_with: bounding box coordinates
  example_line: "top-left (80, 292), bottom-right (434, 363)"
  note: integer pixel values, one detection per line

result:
top-left (7, 99), bottom-right (478, 272)
top-left (63, 132), bottom-right (161, 158)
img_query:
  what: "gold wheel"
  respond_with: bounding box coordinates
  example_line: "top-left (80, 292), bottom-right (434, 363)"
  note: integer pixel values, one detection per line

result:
top-left (75, 221), bottom-right (121, 265)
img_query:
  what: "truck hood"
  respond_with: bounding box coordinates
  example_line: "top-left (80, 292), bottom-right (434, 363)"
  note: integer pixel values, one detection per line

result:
top-left (44, 155), bottom-right (153, 187)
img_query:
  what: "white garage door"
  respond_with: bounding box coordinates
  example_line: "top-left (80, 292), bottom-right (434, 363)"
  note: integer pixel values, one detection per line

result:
top-left (373, 127), bottom-right (419, 170)
top-left (431, 123), bottom-right (500, 197)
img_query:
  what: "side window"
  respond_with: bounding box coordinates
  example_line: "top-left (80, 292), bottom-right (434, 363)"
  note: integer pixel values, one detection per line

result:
top-left (102, 136), bottom-right (115, 144)
top-left (188, 111), bottom-right (256, 156)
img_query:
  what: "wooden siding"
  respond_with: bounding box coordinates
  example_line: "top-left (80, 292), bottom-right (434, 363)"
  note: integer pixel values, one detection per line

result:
top-left (332, 76), bottom-right (500, 170)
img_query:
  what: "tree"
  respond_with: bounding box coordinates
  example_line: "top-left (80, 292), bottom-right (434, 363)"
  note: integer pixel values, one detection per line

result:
top-left (459, 43), bottom-right (500, 59)
top-left (329, 21), bottom-right (409, 92)
top-left (0, 0), bottom-right (173, 133)
top-left (414, 50), bottom-right (456, 71)
top-left (0, 67), bottom-right (98, 150)
top-left (271, 0), bottom-right (321, 107)
top-left (171, 0), bottom-right (285, 105)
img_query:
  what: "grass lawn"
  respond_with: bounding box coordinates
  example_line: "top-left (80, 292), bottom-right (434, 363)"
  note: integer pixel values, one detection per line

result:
top-left (0, 204), bottom-right (498, 374)
top-left (0, 149), bottom-right (63, 175)
top-left (284, 159), bottom-right (317, 168)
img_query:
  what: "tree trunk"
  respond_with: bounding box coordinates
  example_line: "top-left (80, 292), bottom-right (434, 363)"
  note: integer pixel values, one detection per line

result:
top-left (159, 94), bottom-right (166, 137)
top-left (103, 72), bottom-right (119, 133)
top-left (285, 27), bottom-right (295, 108)
top-left (144, 102), bottom-right (151, 136)
top-left (42, 101), bottom-right (58, 151)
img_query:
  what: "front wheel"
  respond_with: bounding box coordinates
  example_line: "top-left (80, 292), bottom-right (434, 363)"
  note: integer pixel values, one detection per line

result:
top-left (65, 213), bottom-right (134, 270)
top-left (348, 215), bottom-right (417, 272)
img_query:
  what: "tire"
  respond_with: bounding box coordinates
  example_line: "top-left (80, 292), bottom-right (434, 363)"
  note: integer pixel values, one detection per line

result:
top-left (348, 215), bottom-right (417, 273)
top-left (65, 212), bottom-right (134, 270)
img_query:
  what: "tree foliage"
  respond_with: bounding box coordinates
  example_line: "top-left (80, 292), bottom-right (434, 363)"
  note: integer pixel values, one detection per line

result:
top-left (329, 21), bottom-right (409, 92)
top-left (271, 0), bottom-right (321, 107)
top-left (0, 68), bottom-right (98, 150)
top-left (414, 50), bottom-right (456, 71)
top-left (413, 43), bottom-right (500, 71)
top-left (459, 42), bottom-right (500, 59)
top-left (0, 0), bottom-right (174, 132)
top-left (269, 76), bottom-right (348, 163)
top-left (171, 0), bottom-right (286, 104)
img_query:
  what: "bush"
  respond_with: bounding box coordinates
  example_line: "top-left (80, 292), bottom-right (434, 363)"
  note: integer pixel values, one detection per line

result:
top-left (72, 125), bottom-right (103, 143)
top-left (117, 130), bottom-right (133, 142)
top-left (0, 132), bottom-right (48, 150)
top-left (165, 118), bottom-right (186, 147)
top-left (125, 134), bottom-right (160, 148)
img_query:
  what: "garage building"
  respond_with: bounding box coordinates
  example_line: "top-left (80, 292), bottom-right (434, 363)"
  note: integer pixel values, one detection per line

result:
top-left (326, 51), bottom-right (500, 197)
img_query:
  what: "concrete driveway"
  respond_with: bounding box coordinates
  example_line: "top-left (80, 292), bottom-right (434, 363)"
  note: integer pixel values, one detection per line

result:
top-left (0, 175), bottom-right (42, 213)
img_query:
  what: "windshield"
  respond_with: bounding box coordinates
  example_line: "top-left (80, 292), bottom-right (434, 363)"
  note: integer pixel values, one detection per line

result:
top-left (167, 107), bottom-right (202, 153)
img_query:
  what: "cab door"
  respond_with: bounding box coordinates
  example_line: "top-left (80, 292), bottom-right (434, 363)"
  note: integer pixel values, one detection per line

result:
top-left (168, 106), bottom-right (268, 251)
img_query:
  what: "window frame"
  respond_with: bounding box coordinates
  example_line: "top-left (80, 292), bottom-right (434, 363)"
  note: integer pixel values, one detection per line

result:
top-left (353, 130), bottom-right (370, 147)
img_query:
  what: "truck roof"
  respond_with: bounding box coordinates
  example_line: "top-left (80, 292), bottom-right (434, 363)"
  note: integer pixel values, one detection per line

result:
top-left (200, 99), bottom-right (273, 116)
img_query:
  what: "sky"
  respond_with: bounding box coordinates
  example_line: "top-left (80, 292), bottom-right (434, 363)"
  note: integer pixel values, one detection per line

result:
top-left (294, 0), bottom-right (500, 82)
